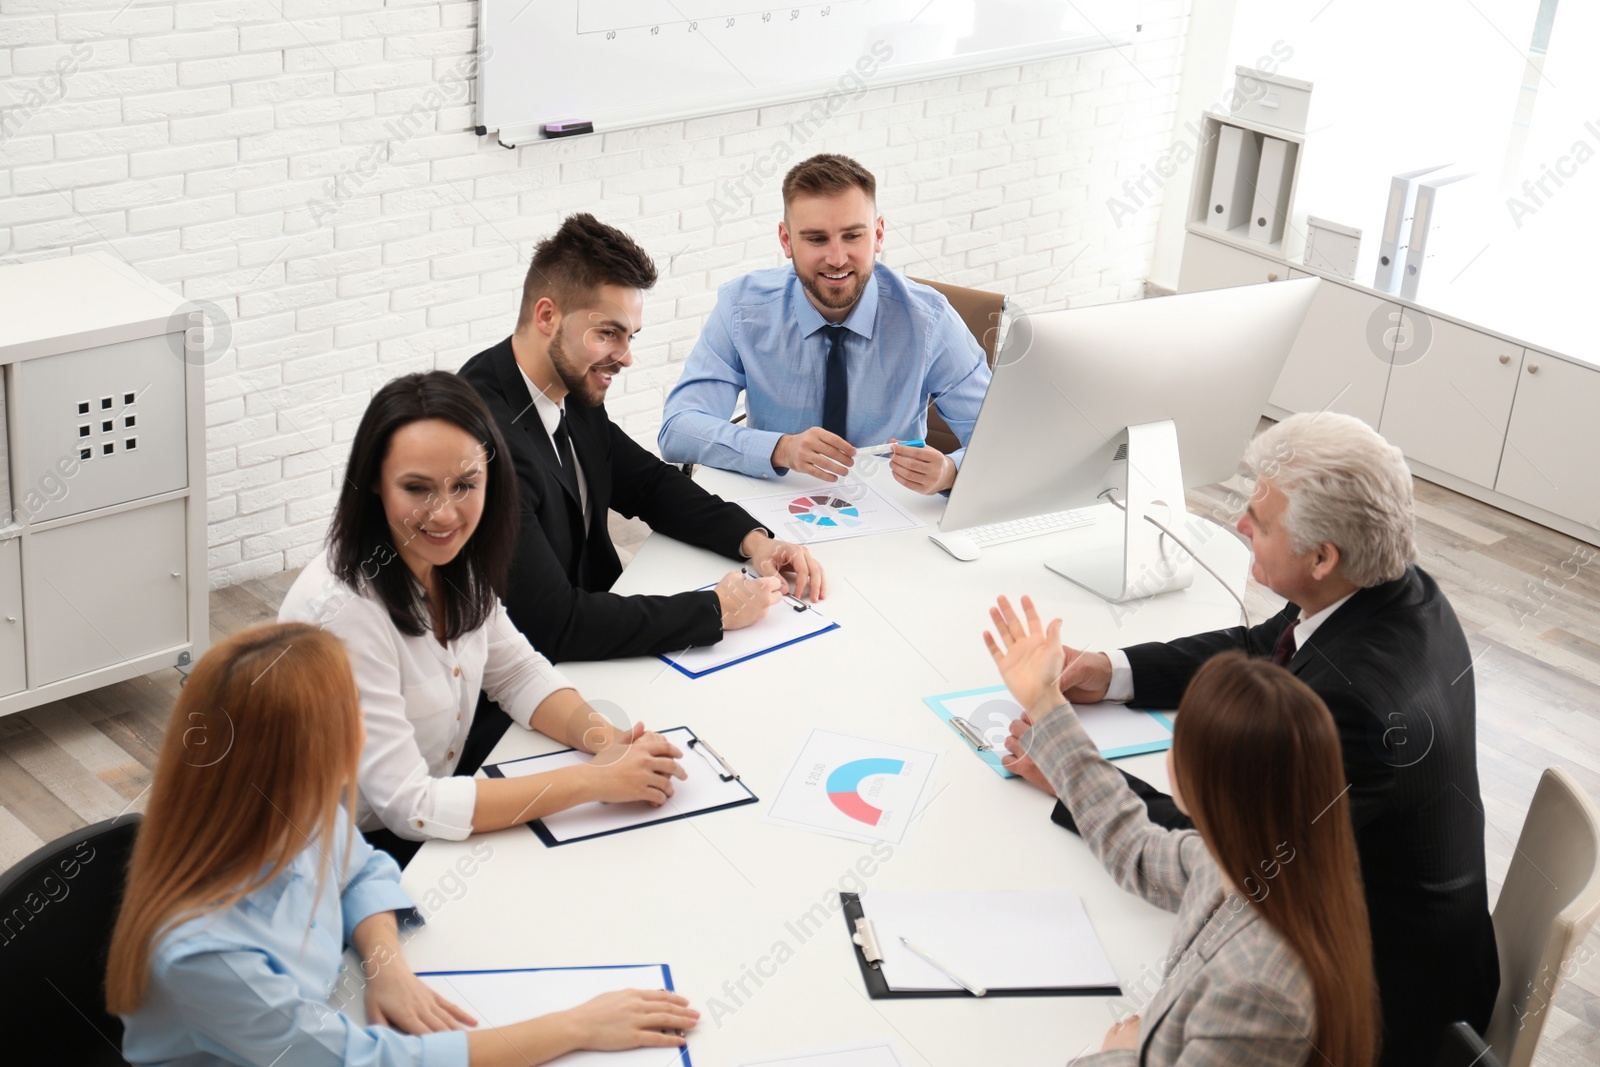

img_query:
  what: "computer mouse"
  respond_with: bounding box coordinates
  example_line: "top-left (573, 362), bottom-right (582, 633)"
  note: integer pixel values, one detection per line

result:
top-left (929, 531), bottom-right (980, 561)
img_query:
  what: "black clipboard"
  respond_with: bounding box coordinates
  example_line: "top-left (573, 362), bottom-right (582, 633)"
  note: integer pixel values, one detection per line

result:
top-left (483, 725), bottom-right (757, 846)
top-left (841, 892), bottom-right (1122, 999)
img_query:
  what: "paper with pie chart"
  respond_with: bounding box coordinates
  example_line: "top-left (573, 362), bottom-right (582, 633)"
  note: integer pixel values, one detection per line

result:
top-left (765, 729), bottom-right (942, 846)
top-left (738, 481), bottom-right (924, 544)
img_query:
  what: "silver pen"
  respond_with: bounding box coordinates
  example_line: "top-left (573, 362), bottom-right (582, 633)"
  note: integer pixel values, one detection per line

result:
top-left (740, 566), bottom-right (808, 612)
top-left (899, 936), bottom-right (987, 997)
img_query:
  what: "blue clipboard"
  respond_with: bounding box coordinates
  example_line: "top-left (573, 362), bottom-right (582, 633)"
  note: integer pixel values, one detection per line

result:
top-left (415, 963), bottom-right (690, 1065)
top-left (656, 582), bottom-right (839, 679)
top-left (923, 684), bottom-right (1175, 779)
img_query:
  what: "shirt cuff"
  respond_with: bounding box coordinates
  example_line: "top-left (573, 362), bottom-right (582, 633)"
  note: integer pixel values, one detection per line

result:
top-left (341, 877), bottom-right (417, 944)
top-left (1105, 649), bottom-right (1135, 703)
top-left (420, 1029), bottom-right (471, 1067)
top-left (740, 427), bottom-right (787, 478)
top-left (390, 775), bottom-right (478, 842)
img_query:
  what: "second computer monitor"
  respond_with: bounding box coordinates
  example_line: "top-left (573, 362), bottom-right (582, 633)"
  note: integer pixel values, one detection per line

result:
top-left (940, 277), bottom-right (1320, 533)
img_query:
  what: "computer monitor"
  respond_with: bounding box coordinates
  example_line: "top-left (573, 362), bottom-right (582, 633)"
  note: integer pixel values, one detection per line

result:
top-left (940, 276), bottom-right (1320, 602)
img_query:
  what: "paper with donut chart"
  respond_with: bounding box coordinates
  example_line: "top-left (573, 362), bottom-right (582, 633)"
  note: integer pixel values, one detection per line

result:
top-left (736, 481), bottom-right (924, 544)
top-left (416, 965), bottom-right (689, 1066)
top-left (482, 726), bottom-right (756, 846)
top-left (765, 728), bottom-right (941, 846)
top-left (857, 890), bottom-right (1120, 995)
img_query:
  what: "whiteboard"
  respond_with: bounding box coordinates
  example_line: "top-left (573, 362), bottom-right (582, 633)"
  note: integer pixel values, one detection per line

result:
top-left (477, 1), bottom-right (1141, 142)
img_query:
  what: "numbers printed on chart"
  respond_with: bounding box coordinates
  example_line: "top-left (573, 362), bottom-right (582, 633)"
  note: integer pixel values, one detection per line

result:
top-left (590, 6), bottom-right (841, 39)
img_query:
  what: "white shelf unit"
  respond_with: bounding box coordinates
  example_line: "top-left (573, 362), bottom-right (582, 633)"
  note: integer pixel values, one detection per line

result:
top-left (1186, 109), bottom-right (1307, 263)
top-left (0, 252), bottom-right (208, 717)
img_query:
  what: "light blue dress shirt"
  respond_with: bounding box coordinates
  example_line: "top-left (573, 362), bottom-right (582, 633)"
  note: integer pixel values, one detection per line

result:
top-left (119, 812), bottom-right (468, 1067)
top-left (657, 264), bottom-right (992, 478)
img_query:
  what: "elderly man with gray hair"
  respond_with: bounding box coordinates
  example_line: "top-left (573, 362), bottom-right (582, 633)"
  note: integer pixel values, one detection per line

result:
top-left (1006, 412), bottom-right (1499, 1067)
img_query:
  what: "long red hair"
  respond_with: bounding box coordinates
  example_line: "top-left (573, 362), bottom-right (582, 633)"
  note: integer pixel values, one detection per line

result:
top-left (106, 623), bottom-right (363, 1013)
top-left (1172, 652), bottom-right (1380, 1067)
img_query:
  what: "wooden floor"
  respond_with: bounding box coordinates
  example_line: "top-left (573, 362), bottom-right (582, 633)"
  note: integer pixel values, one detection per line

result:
top-left (2, 479), bottom-right (1596, 1065)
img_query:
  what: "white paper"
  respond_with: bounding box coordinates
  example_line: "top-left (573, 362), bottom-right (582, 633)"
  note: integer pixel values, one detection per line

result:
top-left (735, 1041), bottom-right (906, 1067)
top-left (418, 965), bottom-right (686, 1067)
top-left (488, 726), bottom-right (755, 843)
top-left (737, 481), bottom-right (924, 544)
top-left (935, 690), bottom-right (1172, 756)
top-left (662, 600), bottom-right (837, 677)
top-left (765, 729), bottom-right (941, 846)
top-left (862, 890), bottom-right (1119, 992)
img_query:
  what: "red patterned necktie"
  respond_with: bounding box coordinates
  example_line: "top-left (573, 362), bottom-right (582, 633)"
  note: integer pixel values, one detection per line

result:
top-left (1271, 618), bottom-right (1300, 666)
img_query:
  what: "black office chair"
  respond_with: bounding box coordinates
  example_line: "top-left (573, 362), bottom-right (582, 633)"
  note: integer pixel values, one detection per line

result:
top-left (0, 814), bottom-right (141, 1065)
top-left (1435, 1020), bottom-right (1504, 1067)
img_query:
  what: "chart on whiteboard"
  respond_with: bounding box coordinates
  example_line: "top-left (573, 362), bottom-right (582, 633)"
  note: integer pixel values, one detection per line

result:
top-left (478, 1), bottom-right (1135, 138)
top-left (576, 1), bottom-right (856, 36)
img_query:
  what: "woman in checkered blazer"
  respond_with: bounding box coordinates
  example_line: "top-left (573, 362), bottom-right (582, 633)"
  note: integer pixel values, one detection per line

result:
top-left (988, 596), bottom-right (1379, 1067)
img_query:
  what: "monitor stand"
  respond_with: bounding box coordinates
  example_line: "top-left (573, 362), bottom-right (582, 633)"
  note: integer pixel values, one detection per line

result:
top-left (1044, 419), bottom-right (1195, 604)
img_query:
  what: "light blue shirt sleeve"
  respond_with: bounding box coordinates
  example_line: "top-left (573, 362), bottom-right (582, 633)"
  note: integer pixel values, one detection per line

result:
top-left (924, 298), bottom-right (992, 470)
top-left (339, 833), bottom-right (416, 945)
top-left (149, 948), bottom-right (469, 1067)
top-left (658, 295), bottom-right (787, 477)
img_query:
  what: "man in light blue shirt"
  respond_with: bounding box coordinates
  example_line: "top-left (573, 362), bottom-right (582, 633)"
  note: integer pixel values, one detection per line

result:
top-left (658, 154), bottom-right (991, 494)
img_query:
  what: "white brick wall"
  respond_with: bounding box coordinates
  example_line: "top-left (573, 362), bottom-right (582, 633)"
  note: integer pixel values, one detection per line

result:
top-left (0, 0), bottom-right (1193, 589)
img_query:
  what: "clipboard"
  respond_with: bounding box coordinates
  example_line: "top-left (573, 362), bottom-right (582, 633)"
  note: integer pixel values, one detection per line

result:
top-left (841, 892), bottom-right (1121, 999)
top-left (416, 963), bottom-right (691, 1066)
top-left (923, 685), bottom-right (1174, 779)
top-left (483, 725), bottom-right (757, 846)
top-left (658, 583), bottom-right (839, 679)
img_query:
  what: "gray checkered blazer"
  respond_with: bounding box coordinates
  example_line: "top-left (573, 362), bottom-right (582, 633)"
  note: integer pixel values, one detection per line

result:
top-left (1028, 708), bottom-right (1318, 1067)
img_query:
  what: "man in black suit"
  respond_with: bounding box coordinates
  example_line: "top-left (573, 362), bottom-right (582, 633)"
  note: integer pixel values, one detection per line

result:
top-left (457, 213), bottom-right (823, 665)
top-left (1006, 412), bottom-right (1498, 1067)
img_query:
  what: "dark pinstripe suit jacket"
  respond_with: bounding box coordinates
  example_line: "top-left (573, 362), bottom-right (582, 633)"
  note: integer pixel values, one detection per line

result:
top-left (1121, 565), bottom-right (1499, 1065)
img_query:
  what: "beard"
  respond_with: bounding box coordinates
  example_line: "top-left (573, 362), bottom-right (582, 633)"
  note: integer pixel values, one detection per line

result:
top-left (796, 263), bottom-right (869, 314)
top-left (548, 328), bottom-right (620, 408)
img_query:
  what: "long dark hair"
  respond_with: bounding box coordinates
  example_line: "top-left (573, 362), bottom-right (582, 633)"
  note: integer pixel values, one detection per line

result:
top-left (327, 371), bottom-right (517, 640)
top-left (1173, 652), bottom-right (1380, 1067)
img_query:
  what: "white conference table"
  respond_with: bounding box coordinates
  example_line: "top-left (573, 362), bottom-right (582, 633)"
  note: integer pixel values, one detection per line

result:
top-left (398, 466), bottom-right (1253, 1067)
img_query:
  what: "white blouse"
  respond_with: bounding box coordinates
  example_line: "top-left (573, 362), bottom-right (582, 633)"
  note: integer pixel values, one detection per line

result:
top-left (279, 550), bottom-right (575, 841)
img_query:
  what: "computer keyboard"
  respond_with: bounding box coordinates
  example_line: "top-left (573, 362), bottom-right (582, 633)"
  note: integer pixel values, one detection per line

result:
top-left (962, 509), bottom-right (1094, 547)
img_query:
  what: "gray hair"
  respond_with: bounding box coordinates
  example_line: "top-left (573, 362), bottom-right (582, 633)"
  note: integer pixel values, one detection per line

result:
top-left (1243, 413), bottom-right (1416, 587)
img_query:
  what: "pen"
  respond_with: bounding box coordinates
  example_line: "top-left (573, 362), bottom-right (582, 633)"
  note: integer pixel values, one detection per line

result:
top-left (861, 438), bottom-right (925, 456)
top-left (899, 935), bottom-right (987, 997)
top-left (740, 566), bottom-right (808, 612)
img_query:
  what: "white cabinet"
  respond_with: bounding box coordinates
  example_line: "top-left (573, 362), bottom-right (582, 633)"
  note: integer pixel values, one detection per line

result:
top-left (0, 252), bottom-right (207, 717)
top-left (0, 538), bottom-right (24, 698)
top-left (12, 333), bottom-right (189, 523)
top-left (1378, 314), bottom-right (1525, 489)
top-left (1177, 235), bottom-right (1289, 292)
top-left (1274, 268), bottom-right (1395, 428)
top-left (26, 500), bottom-right (189, 687)
top-left (1496, 353), bottom-right (1600, 528)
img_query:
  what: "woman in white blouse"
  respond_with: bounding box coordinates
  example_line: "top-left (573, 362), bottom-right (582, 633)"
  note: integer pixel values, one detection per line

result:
top-left (281, 371), bottom-right (685, 864)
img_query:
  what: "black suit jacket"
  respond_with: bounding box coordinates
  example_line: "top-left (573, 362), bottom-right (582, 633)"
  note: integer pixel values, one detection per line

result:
top-left (457, 338), bottom-right (764, 663)
top-left (1110, 565), bottom-right (1499, 1065)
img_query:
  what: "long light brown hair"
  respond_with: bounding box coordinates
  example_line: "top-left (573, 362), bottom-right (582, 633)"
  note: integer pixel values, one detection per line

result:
top-left (1172, 652), bottom-right (1380, 1067)
top-left (106, 623), bottom-right (363, 1013)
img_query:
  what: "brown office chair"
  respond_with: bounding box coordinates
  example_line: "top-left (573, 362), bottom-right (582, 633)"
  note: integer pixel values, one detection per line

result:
top-left (907, 277), bottom-right (1007, 454)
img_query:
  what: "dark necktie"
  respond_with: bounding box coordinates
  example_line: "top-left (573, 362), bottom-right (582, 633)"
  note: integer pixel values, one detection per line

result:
top-left (552, 411), bottom-right (581, 504)
top-left (822, 326), bottom-right (849, 439)
top-left (1271, 618), bottom-right (1300, 666)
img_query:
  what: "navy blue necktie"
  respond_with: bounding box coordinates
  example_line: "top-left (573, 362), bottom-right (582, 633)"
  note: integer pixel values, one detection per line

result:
top-left (822, 326), bottom-right (849, 439)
